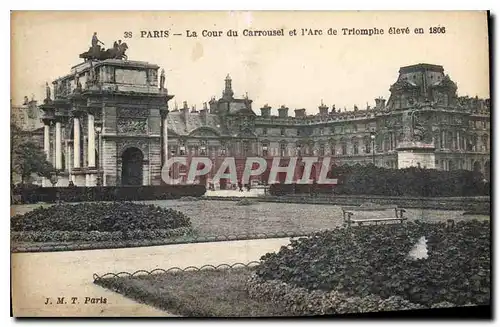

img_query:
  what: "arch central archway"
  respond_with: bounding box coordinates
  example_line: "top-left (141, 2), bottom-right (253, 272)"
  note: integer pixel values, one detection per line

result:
top-left (121, 147), bottom-right (144, 186)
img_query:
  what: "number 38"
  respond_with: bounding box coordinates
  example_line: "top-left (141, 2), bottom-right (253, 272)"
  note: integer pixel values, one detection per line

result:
top-left (124, 31), bottom-right (133, 38)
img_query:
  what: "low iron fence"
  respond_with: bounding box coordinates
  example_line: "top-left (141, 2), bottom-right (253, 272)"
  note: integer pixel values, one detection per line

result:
top-left (92, 261), bottom-right (261, 281)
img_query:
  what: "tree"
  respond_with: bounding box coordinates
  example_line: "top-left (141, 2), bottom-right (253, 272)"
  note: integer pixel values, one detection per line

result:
top-left (11, 123), bottom-right (53, 185)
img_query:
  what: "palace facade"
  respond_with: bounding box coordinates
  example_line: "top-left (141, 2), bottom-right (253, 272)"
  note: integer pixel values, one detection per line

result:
top-left (37, 60), bottom-right (490, 187)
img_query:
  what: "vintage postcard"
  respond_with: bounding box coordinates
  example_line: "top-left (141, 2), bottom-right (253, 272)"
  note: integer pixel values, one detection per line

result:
top-left (10, 11), bottom-right (491, 318)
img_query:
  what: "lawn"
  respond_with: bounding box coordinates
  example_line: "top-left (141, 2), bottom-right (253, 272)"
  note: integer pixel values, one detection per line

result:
top-left (94, 268), bottom-right (295, 317)
top-left (11, 200), bottom-right (489, 250)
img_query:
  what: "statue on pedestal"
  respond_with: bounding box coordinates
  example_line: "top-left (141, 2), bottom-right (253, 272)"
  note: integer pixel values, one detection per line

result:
top-left (160, 68), bottom-right (166, 90)
top-left (45, 82), bottom-right (51, 102)
top-left (74, 71), bottom-right (82, 93)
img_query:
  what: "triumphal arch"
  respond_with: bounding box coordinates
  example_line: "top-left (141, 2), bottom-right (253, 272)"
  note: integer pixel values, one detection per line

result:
top-left (39, 37), bottom-right (173, 186)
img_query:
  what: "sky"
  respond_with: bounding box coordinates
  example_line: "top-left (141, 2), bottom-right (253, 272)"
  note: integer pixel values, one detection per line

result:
top-left (11, 11), bottom-right (490, 114)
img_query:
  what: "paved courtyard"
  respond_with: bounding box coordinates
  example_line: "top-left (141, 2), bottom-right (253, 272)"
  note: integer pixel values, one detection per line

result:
top-left (203, 188), bottom-right (266, 198)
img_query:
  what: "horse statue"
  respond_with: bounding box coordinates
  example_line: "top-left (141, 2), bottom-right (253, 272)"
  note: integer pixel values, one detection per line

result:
top-left (79, 42), bottom-right (128, 61)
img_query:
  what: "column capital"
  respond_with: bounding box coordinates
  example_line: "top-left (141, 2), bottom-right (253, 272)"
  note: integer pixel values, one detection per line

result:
top-left (42, 118), bottom-right (54, 126)
top-left (160, 108), bottom-right (170, 119)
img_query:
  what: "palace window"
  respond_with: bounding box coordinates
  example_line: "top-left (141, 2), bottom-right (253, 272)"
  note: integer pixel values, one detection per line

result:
top-left (243, 141), bottom-right (251, 155)
top-left (262, 127), bottom-right (267, 136)
top-left (319, 144), bottom-right (325, 156)
top-left (364, 138), bottom-right (371, 154)
top-left (280, 143), bottom-right (287, 157)
top-left (219, 142), bottom-right (227, 156)
top-left (170, 145), bottom-right (178, 156)
top-left (262, 143), bottom-right (269, 157)
top-left (482, 135), bottom-right (489, 151)
top-left (280, 128), bottom-right (285, 136)
top-left (353, 140), bottom-right (359, 155)
top-left (319, 128), bottom-right (324, 135)
top-left (330, 126), bottom-right (335, 134)
top-left (179, 146), bottom-right (186, 156)
top-left (341, 142), bottom-right (347, 155)
top-left (199, 140), bottom-right (207, 155)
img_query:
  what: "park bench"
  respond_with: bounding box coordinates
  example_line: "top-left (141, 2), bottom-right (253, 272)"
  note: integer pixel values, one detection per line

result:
top-left (341, 203), bottom-right (407, 227)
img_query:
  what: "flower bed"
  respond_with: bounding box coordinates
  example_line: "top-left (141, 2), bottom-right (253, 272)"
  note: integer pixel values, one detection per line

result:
top-left (250, 220), bottom-right (490, 313)
top-left (11, 227), bottom-right (192, 242)
top-left (11, 202), bottom-right (192, 242)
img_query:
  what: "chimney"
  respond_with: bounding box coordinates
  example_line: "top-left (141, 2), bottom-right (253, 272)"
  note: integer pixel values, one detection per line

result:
top-left (191, 105), bottom-right (198, 113)
top-left (180, 101), bottom-right (188, 118)
top-left (209, 97), bottom-right (217, 114)
top-left (331, 104), bottom-right (336, 114)
top-left (318, 100), bottom-right (328, 116)
top-left (278, 105), bottom-right (289, 118)
top-left (375, 97), bottom-right (386, 110)
top-left (200, 107), bottom-right (208, 124)
top-left (260, 104), bottom-right (271, 118)
top-left (294, 108), bottom-right (306, 118)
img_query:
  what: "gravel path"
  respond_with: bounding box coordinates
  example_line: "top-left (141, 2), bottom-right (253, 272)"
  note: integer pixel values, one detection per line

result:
top-left (12, 237), bottom-right (291, 317)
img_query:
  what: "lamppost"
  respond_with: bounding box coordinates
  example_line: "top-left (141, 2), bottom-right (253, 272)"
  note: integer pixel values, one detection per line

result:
top-left (370, 131), bottom-right (376, 166)
top-left (95, 124), bottom-right (102, 186)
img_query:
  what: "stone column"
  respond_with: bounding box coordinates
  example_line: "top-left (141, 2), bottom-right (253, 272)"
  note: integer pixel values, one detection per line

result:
top-left (88, 114), bottom-right (96, 167)
top-left (73, 117), bottom-right (81, 168)
top-left (55, 121), bottom-right (62, 170)
top-left (83, 137), bottom-right (87, 168)
top-left (163, 115), bottom-right (168, 165)
top-left (441, 130), bottom-right (445, 149)
top-left (44, 123), bottom-right (51, 161)
top-left (66, 141), bottom-right (71, 172)
top-left (456, 131), bottom-right (460, 150)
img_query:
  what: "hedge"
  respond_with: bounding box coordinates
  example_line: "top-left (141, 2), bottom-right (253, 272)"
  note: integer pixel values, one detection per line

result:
top-left (11, 185), bottom-right (206, 204)
top-left (269, 164), bottom-right (490, 197)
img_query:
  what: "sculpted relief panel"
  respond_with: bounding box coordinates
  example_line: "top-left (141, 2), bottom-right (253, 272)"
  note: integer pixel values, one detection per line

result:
top-left (117, 118), bottom-right (148, 134)
top-left (115, 69), bottom-right (147, 85)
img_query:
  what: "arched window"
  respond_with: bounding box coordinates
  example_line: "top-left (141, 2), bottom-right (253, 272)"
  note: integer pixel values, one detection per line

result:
top-left (364, 136), bottom-right (371, 154)
top-left (329, 139), bottom-right (336, 155)
top-left (352, 138), bottom-right (359, 155)
top-left (341, 140), bottom-right (347, 155)
top-left (319, 143), bottom-right (325, 156)
top-left (482, 134), bottom-right (489, 151)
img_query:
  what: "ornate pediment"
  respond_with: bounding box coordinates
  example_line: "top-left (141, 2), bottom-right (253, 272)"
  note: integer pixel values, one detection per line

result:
top-left (237, 128), bottom-right (257, 138)
top-left (188, 127), bottom-right (220, 137)
top-left (390, 79), bottom-right (419, 92)
top-left (432, 74), bottom-right (457, 90)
